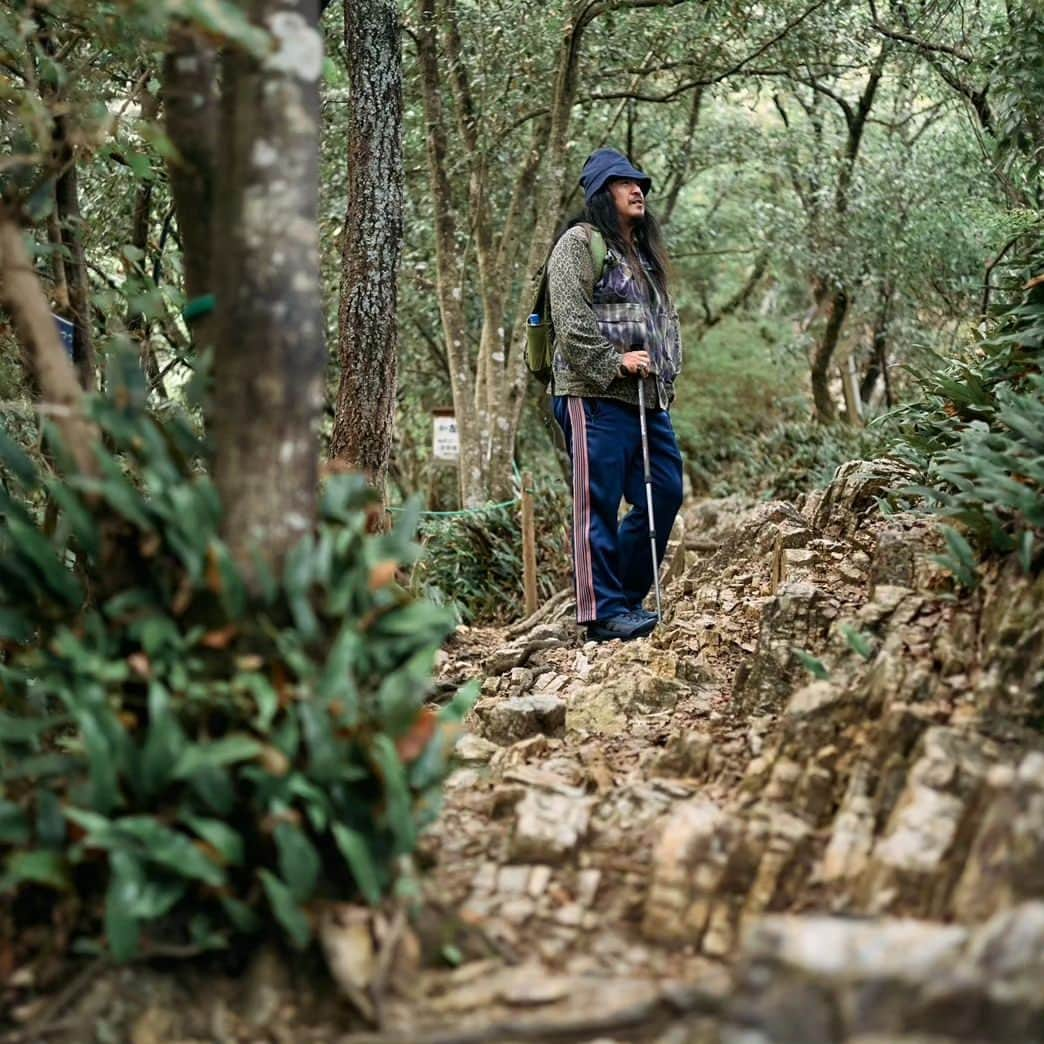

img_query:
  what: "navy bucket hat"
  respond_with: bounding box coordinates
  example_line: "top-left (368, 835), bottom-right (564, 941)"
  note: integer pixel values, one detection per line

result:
top-left (579, 148), bottom-right (652, 204)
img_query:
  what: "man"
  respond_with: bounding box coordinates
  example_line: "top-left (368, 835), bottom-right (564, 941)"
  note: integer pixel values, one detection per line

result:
top-left (548, 148), bottom-right (684, 642)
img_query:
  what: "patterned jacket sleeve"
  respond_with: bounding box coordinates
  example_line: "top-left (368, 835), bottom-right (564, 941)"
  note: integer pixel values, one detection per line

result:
top-left (547, 228), bottom-right (621, 391)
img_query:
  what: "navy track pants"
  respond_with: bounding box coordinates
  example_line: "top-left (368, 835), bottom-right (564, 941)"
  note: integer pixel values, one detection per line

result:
top-left (553, 395), bottom-right (683, 624)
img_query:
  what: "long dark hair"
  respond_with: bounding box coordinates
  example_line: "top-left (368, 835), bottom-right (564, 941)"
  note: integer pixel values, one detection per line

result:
top-left (560, 186), bottom-right (671, 296)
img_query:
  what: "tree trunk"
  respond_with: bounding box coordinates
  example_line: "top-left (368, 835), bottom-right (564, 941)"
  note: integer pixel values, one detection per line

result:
top-left (415, 0), bottom-right (485, 506)
top-left (35, 20), bottom-right (96, 391)
top-left (210, 0), bottom-right (326, 573)
top-left (810, 288), bottom-right (848, 423)
top-left (0, 212), bottom-right (98, 477)
top-left (52, 115), bottom-right (96, 391)
top-left (806, 46), bottom-right (888, 423)
top-left (128, 87), bottom-right (167, 397)
top-left (46, 201), bottom-right (69, 312)
top-left (162, 23), bottom-right (219, 347)
top-left (859, 283), bottom-right (893, 407)
top-left (329, 0), bottom-right (403, 506)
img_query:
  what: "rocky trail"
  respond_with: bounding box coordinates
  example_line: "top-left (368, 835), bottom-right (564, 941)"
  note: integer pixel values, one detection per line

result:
top-left (6, 460), bottom-right (1042, 1044)
top-left (374, 458), bottom-right (1044, 1044)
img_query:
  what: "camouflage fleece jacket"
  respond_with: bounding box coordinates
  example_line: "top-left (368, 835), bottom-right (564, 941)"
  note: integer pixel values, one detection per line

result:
top-left (547, 224), bottom-right (682, 409)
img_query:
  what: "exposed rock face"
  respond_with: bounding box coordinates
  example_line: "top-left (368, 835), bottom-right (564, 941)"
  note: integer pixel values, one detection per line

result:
top-left (720, 902), bottom-right (1044, 1043)
top-left (470, 692), bottom-right (567, 744)
top-left (404, 458), bottom-right (1044, 1040)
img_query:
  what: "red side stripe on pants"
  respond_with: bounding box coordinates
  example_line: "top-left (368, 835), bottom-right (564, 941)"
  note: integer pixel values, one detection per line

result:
top-left (568, 397), bottom-right (597, 622)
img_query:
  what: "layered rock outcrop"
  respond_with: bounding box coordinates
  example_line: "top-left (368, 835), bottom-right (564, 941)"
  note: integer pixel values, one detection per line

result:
top-left (407, 458), bottom-right (1044, 1043)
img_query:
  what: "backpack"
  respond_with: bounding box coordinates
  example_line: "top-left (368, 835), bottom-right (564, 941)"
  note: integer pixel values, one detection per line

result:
top-left (525, 224), bottom-right (607, 383)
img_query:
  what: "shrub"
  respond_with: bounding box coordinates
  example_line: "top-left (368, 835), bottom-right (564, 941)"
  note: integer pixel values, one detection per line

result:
top-left (413, 484), bottom-right (573, 625)
top-left (881, 253), bottom-right (1043, 578)
top-left (709, 417), bottom-right (882, 501)
top-left (0, 356), bottom-right (472, 962)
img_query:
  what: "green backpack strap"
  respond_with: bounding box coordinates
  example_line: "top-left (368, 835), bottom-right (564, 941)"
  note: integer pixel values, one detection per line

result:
top-left (588, 227), bottom-right (607, 284)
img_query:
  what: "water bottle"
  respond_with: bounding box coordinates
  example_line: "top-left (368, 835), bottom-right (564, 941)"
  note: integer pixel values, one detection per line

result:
top-left (528, 313), bottom-right (542, 327)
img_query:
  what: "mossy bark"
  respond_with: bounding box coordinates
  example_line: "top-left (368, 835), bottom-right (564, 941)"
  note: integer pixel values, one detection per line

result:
top-left (329, 0), bottom-right (403, 510)
top-left (210, 0), bottom-right (326, 574)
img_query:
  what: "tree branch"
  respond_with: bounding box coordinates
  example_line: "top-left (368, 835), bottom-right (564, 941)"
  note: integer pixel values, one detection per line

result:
top-left (0, 210), bottom-right (98, 477)
top-left (869, 20), bottom-right (973, 63)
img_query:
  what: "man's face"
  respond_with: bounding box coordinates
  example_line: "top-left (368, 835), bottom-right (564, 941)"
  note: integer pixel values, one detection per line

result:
top-left (608, 178), bottom-right (646, 224)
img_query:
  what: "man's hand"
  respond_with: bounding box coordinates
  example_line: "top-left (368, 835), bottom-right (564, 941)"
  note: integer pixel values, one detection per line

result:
top-left (620, 350), bottom-right (651, 377)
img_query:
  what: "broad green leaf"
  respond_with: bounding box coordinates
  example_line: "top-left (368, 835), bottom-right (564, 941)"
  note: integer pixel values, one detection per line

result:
top-left (140, 684), bottom-right (187, 797)
top-left (5, 515), bottom-right (81, 605)
top-left (75, 711), bottom-right (122, 815)
top-left (0, 608), bottom-right (33, 643)
top-left (274, 822), bottom-right (320, 902)
top-left (794, 648), bottom-right (830, 680)
top-left (241, 673), bottom-right (279, 731)
top-left (0, 800), bottom-right (29, 845)
top-left (331, 823), bottom-right (382, 906)
top-left (109, 850), bottom-right (186, 920)
top-left (259, 870), bottom-right (311, 949)
top-left (105, 873), bottom-right (141, 962)
top-left (35, 790), bottom-right (66, 847)
top-left (3, 752), bottom-right (77, 782)
top-left (182, 815), bottom-right (244, 866)
top-left (189, 766), bottom-right (236, 816)
top-left (221, 896), bottom-right (261, 933)
top-left (0, 426), bottom-right (39, 489)
top-left (0, 711), bottom-right (67, 743)
top-left (46, 480), bottom-right (100, 558)
top-left (316, 625), bottom-right (361, 716)
top-left (298, 702), bottom-right (339, 781)
top-left (1018, 529), bottom-right (1035, 572)
top-left (113, 817), bottom-right (226, 886)
top-left (3, 849), bottom-right (70, 891)
top-left (371, 734), bottom-right (415, 855)
top-left (840, 624), bottom-right (875, 661)
top-left (172, 735), bottom-right (262, 780)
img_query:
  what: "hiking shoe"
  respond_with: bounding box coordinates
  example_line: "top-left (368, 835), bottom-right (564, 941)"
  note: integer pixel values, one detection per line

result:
top-left (587, 609), bottom-right (657, 643)
top-left (628, 605), bottom-right (659, 623)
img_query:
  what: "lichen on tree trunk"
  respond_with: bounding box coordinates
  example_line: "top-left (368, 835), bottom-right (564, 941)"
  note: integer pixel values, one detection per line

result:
top-left (210, 0), bottom-right (326, 574)
top-left (329, 0), bottom-right (403, 509)
top-left (162, 23), bottom-right (219, 349)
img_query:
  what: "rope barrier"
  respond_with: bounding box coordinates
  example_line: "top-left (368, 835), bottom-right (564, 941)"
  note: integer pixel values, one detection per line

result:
top-left (387, 498), bottom-right (520, 519)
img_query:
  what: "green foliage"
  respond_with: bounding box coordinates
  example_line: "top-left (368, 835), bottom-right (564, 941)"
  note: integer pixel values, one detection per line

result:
top-left (0, 360), bottom-right (473, 961)
top-left (672, 318), bottom-right (884, 499)
top-left (840, 623), bottom-right (876, 661)
top-left (881, 250), bottom-right (1044, 580)
top-left (413, 487), bottom-right (572, 625)
top-left (710, 415), bottom-right (880, 502)
top-left (794, 648), bottom-right (829, 680)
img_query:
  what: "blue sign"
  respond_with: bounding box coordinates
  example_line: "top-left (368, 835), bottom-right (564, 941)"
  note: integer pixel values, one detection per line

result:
top-left (53, 315), bottom-right (75, 360)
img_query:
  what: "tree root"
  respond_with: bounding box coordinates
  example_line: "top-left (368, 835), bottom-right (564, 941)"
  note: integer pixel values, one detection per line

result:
top-left (503, 588), bottom-right (572, 640)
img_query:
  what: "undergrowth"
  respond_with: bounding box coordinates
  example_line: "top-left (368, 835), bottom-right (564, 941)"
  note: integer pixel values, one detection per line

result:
top-left (0, 355), bottom-right (472, 964)
top-left (880, 250), bottom-right (1044, 583)
top-left (414, 486), bottom-right (572, 625)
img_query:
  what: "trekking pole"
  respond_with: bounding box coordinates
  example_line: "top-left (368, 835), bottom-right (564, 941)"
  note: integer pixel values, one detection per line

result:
top-left (636, 371), bottom-right (664, 622)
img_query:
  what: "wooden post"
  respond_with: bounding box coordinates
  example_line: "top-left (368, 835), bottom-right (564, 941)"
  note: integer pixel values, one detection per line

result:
top-left (521, 471), bottom-right (538, 617)
top-left (840, 353), bottom-right (864, 427)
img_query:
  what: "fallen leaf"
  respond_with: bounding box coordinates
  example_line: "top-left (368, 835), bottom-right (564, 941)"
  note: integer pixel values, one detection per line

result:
top-left (368, 559), bottom-right (399, 591)
top-left (396, 708), bottom-right (438, 763)
top-left (201, 624), bottom-right (238, 650)
top-left (318, 904), bottom-right (377, 1021)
